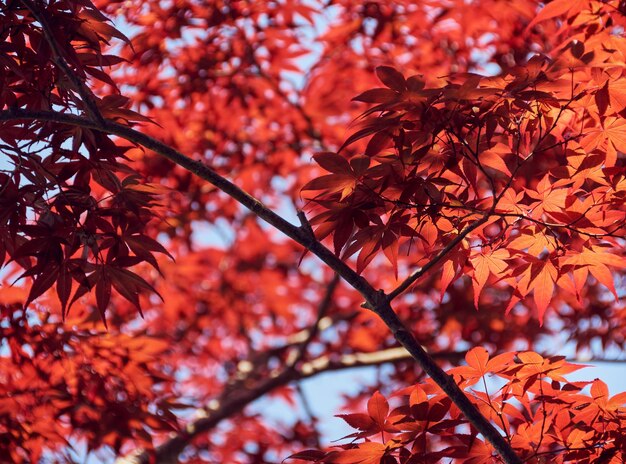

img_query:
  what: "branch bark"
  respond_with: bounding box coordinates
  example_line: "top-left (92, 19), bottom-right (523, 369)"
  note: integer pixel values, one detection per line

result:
top-left (0, 109), bottom-right (523, 464)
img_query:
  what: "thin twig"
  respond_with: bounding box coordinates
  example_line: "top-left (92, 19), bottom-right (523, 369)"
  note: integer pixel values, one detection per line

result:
top-left (297, 210), bottom-right (317, 242)
top-left (295, 383), bottom-right (322, 449)
top-left (288, 273), bottom-right (340, 369)
top-left (386, 214), bottom-right (489, 302)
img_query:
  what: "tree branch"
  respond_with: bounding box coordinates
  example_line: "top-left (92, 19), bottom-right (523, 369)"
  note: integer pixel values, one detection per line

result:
top-left (116, 347), bottom-right (418, 464)
top-left (0, 109), bottom-right (522, 464)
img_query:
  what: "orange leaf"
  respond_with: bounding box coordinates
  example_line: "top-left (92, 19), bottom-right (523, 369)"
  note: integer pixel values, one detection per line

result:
top-left (333, 443), bottom-right (387, 464)
top-left (527, 0), bottom-right (588, 28)
top-left (480, 149), bottom-right (511, 176)
top-left (367, 390), bottom-right (389, 427)
top-left (470, 248), bottom-right (509, 307)
top-left (530, 260), bottom-right (557, 324)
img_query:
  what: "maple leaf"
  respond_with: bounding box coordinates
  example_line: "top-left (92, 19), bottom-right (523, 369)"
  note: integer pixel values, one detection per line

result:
top-left (439, 248), bottom-right (468, 300)
top-left (530, 259), bottom-right (557, 324)
top-left (508, 227), bottom-right (557, 257)
top-left (527, 0), bottom-right (589, 28)
top-left (581, 116), bottom-right (626, 167)
top-left (337, 413), bottom-right (376, 432)
top-left (507, 352), bottom-right (586, 385)
top-left (591, 380), bottom-right (626, 413)
top-left (526, 176), bottom-right (569, 217)
top-left (302, 174), bottom-right (357, 201)
top-left (562, 244), bottom-right (626, 300)
top-left (495, 189), bottom-right (527, 216)
top-left (375, 66), bottom-right (406, 92)
top-left (480, 144), bottom-right (511, 176)
top-left (367, 390), bottom-right (389, 429)
top-left (470, 248), bottom-right (510, 307)
top-left (451, 347), bottom-right (515, 386)
top-left (333, 442), bottom-right (388, 464)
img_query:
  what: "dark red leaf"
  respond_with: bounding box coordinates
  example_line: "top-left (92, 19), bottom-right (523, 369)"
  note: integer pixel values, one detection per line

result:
top-left (95, 269), bottom-right (112, 326)
top-left (352, 88), bottom-right (399, 103)
top-left (56, 265), bottom-right (72, 318)
top-left (313, 152), bottom-right (352, 174)
top-left (25, 264), bottom-right (59, 308)
top-left (365, 131), bottom-right (392, 157)
top-left (336, 413), bottom-right (376, 430)
top-left (285, 450), bottom-right (327, 462)
top-left (375, 66), bottom-right (406, 91)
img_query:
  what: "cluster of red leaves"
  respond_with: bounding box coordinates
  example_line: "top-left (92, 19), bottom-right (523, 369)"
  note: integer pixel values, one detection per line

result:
top-left (289, 347), bottom-right (626, 464)
top-left (1, 0), bottom-right (626, 462)
top-left (93, 0), bottom-right (323, 208)
top-left (0, 303), bottom-right (176, 462)
top-left (0, 1), bottom-right (170, 322)
top-left (304, 1), bottom-right (626, 322)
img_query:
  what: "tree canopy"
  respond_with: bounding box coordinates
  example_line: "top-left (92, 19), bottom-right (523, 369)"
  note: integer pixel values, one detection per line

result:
top-left (0, 0), bottom-right (626, 463)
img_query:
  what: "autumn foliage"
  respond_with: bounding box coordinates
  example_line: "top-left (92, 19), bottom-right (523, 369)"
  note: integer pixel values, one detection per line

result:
top-left (1, 0), bottom-right (626, 463)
